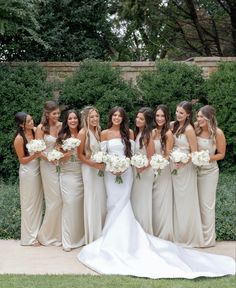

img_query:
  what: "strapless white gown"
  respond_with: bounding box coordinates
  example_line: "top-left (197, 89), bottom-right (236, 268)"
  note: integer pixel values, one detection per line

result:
top-left (77, 139), bottom-right (235, 279)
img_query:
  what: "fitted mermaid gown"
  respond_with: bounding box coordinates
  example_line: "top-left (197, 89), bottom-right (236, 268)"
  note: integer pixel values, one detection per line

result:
top-left (77, 138), bottom-right (235, 279)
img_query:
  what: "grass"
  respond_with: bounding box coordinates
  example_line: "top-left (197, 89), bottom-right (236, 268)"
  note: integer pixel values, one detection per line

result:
top-left (0, 275), bottom-right (235, 288)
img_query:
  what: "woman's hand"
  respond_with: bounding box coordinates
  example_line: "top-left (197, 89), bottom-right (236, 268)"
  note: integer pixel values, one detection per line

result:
top-left (93, 162), bottom-right (105, 171)
top-left (136, 167), bottom-right (146, 174)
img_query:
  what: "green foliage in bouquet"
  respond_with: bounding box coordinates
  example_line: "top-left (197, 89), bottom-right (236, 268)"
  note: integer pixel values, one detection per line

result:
top-left (0, 63), bottom-right (53, 180)
top-left (206, 62), bottom-right (236, 172)
top-left (60, 59), bottom-right (140, 128)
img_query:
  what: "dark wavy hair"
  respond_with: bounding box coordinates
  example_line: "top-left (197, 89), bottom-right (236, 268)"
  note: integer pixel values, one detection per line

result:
top-left (107, 106), bottom-right (132, 158)
top-left (40, 100), bottom-right (59, 134)
top-left (154, 105), bottom-right (170, 151)
top-left (57, 110), bottom-right (80, 145)
top-left (135, 107), bottom-right (154, 149)
top-left (172, 101), bottom-right (194, 137)
top-left (14, 112), bottom-right (35, 156)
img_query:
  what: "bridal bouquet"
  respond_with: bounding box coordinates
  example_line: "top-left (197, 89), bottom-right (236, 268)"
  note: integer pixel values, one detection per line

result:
top-left (91, 151), bottom-right (107, 177)
top-left (47, 149), bottom-right (64, 173)
top-left (26, 139), bottom-right (46, 154)
top-left (131, 154), bottom-right (148, 179)
top-left (191, 150), bottom-right (210, 167)
top-left (105, 154), bottom-right (130, 184)
top-left (61, 137), bottom-right (81, 162)
top-left (170, 149), bottom-right (189, 175)
top-left (150, 154), bottom-right (169, 176)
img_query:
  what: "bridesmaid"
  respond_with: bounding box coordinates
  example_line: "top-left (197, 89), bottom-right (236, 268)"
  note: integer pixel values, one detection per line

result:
top-left (152, 105), bottom-right (174, 241)
top-left (195, 105), bottom-right (226, 247)
top-left (171, 101), bottom-right (204, 247)
top-left (57, 110), bottom-right (84, 251)
top-left (77, 106), bottom-right (106, 244)
top-left (13, 112), bottom-right (43, 246)
top-left (131, 107), bottom-right (155, 234)
top-left (36, 100), bottom-right (62, 246)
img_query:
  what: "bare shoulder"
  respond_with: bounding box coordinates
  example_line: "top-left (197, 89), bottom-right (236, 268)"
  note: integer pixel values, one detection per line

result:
top-left (185, 124), bottom-right (195, 133)
top-left (216, 127), bottom-right (225, 137)
top-left (14, 134), bottom-right (23, 145)
top-left (152, 128), bottom-right (157, 137)
top-left (129, 129), bottom-right (134, 140)
top-left (166, 129), bottom-right (173, 137)
top-left (170, 121), bottom-right (175, 130)
top-left (78, 128), bottom-right (86, 137)
top-left (36, 123), bottom-right (43, 130)
top-left (101, 129), bottom-right (109, 141)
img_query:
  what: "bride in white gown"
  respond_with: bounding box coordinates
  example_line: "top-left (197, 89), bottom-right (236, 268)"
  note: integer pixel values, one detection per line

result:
top-left (77, 107), bottom-right (235, 279)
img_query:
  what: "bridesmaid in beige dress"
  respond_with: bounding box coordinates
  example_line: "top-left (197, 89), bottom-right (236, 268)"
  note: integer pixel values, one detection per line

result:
top-left (78, 106), bottom-right (106, 244)
top-left (171, 101), bottom-right (204, 247)
top-left (36, 100), bottom-right (62, 246)
top-left (152, 105), bottom-right (174, 241)
top-left (57, 110), bottom-right (84, 251)
top-left (131, 107), bottom-right (155, 234)
top-left (14, 112), bottom-right (43, 246)
top-left (195, 105), bottom-right (226, 247)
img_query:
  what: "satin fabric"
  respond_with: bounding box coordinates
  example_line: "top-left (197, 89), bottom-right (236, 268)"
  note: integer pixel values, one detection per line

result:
top-left (152, 139), bottom-right (173, 241)
top-left (19, 159), bottom-right (43, 245)
top-left (77, 139), bottom-right (235, 279)
top-left (197, 137), bottom-right (219, 247)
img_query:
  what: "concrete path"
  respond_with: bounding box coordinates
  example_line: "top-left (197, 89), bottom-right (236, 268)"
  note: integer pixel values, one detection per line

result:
top-left (0, 240), bottom-right (235, 275)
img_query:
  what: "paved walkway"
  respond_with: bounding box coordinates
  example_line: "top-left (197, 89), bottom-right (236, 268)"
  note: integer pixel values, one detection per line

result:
top-left (0, 240), bottom-right (235, 275)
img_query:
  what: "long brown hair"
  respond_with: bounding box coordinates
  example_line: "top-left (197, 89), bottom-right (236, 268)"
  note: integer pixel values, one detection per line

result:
top-left (41, 100), bottom-right (59, 134)
top-left (154, 105), bottom-right (170, 151)
top-left (108, 106), bottom-right (132, 158)
top-left (172, 101), bottom-right (193, 137)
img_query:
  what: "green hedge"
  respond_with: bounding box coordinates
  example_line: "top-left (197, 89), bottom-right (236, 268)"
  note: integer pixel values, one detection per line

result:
top-left (0, 63), bottom-right (53, 180)
top-left (1, 172), bottom-right (235, 240)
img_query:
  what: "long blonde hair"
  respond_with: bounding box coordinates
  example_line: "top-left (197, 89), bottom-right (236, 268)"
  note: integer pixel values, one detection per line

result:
top-left (195, 105), bottom-right (217, 142)
top-left (81, 106), bottom-right (101, 157)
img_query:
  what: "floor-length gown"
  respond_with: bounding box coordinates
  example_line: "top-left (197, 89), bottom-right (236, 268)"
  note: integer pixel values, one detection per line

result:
top-left (152, 139), bottom-right (173, 241)
top-left (131, 133), bottom-right (154, 234)
top-left (197, 137), bottom-right (219, 247)
top-left (172, 134), bottom-right (204, 247)
top-left (38, 135), bottom-right (62, 246)
top-left (19, 158), bottom-right (43, 245)
top-left (77, 138), bottom-right (235, 279)
top-left (81, 130), bottom-right (106, 244)
top-left (60, 150), bottom-right (84, 249)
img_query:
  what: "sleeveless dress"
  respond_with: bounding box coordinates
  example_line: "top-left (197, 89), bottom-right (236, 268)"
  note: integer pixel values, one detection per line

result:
top-left (77, 138), bottom-right (235, 279)
top-left (19, 158), bottom-right (43, 245)
top-left (152, 139), bottom-right (173, 241)
top-left (60, 149), bottom-right (84, 249)
top-left (131, 133), bottom-right (154, 234)
top-left (172, 134), bottom-right (204, 247)
top-left (197, 137), bottom-right (219, 247)
top-left (81, 130), bottom-right (106, 244)
top-left (37, 134), bottom-right (62, 246)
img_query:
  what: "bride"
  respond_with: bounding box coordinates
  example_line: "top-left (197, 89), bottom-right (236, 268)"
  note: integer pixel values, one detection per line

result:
top-left (77, 106), bottom-right (235, 279)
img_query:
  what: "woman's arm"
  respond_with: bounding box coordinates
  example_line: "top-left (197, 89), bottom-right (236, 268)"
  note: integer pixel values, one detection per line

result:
top-left (185, 125), bottom-right (197, 153)
top-left (164, 130), bottom-right (174, 159)
top-left (14, 136), bottom-right (40, 165)
top-left (210, 128), bottom-right (226, 162)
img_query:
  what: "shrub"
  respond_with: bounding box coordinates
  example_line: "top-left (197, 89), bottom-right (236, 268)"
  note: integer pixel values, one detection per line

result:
top-left (0, 63), bottom-right (53, 180)
top-left (137, 60), bottom-right (206, 118)
top-left (206, 62), bottom-right (236, 172)
top-left (59, 59), bottom-right (140, 128)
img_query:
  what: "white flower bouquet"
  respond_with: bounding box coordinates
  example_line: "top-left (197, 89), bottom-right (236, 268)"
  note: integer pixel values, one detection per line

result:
top-left (26, 139), bottom-right (46, 154)
top-left (170, 149), bottom-right (190, 175)
top-left (105, 154), bottom-right (130, 184)
top-left (150, 154), bottom-right (169, 176)
top-left (62, 137), bottom-right (81, 162)
top-left (47, 149), bottom-right (64, 173)
top-left (91, 151), bottom-right (107, 177)
top-left (191, 150), bottom-right (210, 167)
top-left (131, 154), bottom-right (148, 179)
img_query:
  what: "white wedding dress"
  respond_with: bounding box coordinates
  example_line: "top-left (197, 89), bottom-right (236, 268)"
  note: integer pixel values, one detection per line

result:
top-left (77, 139), bottom-right (235, 279)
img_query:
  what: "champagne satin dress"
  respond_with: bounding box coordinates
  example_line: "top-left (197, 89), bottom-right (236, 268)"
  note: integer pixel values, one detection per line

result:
top-left (81, 130), bottom-right (106, 244)
top-left (172, 134), bottom-right (204, 247)
top-left (19, 158), bottom-right (43, 245)
top-left (197, 137), bottom-right (219, 247)
top-left (38, 134), bottom-right (62, 246)
top-left (152, 139), bottom-right (173, 241)
top-left (131, 133), bottom-right (154, 234)
top-left (60, 150), bottom-right (85, 249)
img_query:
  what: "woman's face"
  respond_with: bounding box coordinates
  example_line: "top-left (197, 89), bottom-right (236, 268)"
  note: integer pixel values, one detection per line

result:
top-left (155, 109), bottom-right (166, 127)
top-left (176, 106), bottom-right (189, 123)
top-left (67, 112), bottom-right (79, 130)
top-left (48, 108), bottom-right (60, 123)
top-left (112, 110), bottom-right (123, 126)
top-left (88, 110), bottom-right (99, 127)
top-left (136, 112), bottom-right (145, 129)
top-left (24, 115), bottom-right (34, 130)
top-left (196, 110), bottom-right (208, 128)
